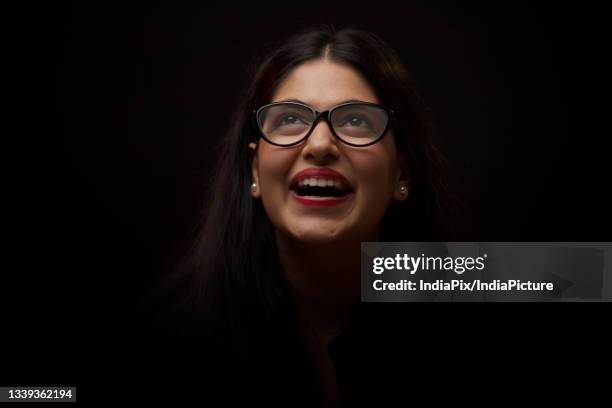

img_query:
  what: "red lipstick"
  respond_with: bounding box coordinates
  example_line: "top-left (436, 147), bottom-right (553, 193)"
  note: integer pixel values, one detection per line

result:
top-left (290, 191), bottom-right (352, 207)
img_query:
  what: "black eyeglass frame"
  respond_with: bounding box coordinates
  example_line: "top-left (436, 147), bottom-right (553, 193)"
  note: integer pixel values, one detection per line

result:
top-left (252, 101), bottom-right (395, 148)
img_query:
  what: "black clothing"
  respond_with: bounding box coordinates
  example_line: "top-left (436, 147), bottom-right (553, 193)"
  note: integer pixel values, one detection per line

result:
top-left (99, 297), bottom-right (595, 407)
top-left (114, 300), bottom-right (433, 407)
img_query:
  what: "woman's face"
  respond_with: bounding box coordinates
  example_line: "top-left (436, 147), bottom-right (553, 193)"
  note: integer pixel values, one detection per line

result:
top-left (249, 59), bottom-right (410, 244)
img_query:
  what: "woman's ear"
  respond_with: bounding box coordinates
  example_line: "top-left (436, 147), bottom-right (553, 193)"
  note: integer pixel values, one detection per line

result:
top-left (393, 153), bottom-right (411, 202)
top-left (248, 142), bottom-right (261, 198)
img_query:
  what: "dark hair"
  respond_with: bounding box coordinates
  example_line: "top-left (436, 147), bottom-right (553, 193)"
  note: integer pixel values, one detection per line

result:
top-left (138, 25), bottom-right (456, 381)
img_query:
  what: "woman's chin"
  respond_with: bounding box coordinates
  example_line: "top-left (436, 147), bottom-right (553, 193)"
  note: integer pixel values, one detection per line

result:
top-left (284, 222), bottom-right (349, 244)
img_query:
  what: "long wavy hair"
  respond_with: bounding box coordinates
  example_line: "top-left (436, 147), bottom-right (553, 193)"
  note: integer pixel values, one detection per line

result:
top-left (138, 25), bottom-right (457, 362)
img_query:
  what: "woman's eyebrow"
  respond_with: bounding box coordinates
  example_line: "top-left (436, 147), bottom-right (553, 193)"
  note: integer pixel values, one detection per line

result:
top-left (277, 98), bottom-right (370, 106)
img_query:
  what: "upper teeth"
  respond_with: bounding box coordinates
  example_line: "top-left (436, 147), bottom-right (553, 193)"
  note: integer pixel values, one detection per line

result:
top-left (298, 178), bottom-right (345, 189)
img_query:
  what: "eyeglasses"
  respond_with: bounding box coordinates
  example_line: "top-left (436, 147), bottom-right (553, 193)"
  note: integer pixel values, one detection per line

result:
top-left (253, 101), bottom-right (394, 147)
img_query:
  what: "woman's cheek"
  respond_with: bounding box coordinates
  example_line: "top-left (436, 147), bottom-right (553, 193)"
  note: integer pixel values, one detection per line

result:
top-left (359, 163), bottom-right (392, 202)
top-left (258, 158), bottom-right (294, 226)
top-left (261, 173), bottom-right (286, 214)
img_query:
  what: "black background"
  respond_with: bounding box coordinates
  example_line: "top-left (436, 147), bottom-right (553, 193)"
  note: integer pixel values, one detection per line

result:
top-left (4, 0), bottom-right (609, 402)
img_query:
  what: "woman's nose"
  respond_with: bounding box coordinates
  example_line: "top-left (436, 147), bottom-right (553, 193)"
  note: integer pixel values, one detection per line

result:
top-left (301, 119), bottom-right (340, 162)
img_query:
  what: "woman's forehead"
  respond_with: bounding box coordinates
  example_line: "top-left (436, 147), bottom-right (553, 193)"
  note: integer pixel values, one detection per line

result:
top-left (270, 59), bottom-right (380, 109)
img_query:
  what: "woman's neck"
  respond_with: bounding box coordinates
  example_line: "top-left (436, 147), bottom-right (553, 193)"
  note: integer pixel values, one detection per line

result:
top-left (275, 231), bottom-right (371, 348)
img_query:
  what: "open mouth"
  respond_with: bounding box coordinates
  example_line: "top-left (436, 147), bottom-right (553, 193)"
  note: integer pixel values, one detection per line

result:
top-left (294, 184), bottom-right (351, 198)
top-left (290, 179), bottom-right (354, 198)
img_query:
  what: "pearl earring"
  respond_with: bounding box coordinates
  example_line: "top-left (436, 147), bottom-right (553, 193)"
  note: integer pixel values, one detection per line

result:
top-left (251, 183), bottom-right (257, 193)
top-left (399, 185), bottom-right (407, 193)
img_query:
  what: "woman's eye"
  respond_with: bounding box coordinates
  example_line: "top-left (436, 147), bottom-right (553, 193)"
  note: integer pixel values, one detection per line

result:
top-left (279, 115), bottom-right (305, 125)
top-left (342, 116), bottom-right (370, 127)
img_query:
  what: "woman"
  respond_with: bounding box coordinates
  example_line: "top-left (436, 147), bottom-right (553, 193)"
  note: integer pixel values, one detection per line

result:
top-left (139, 26), bottom-right (454, 407)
